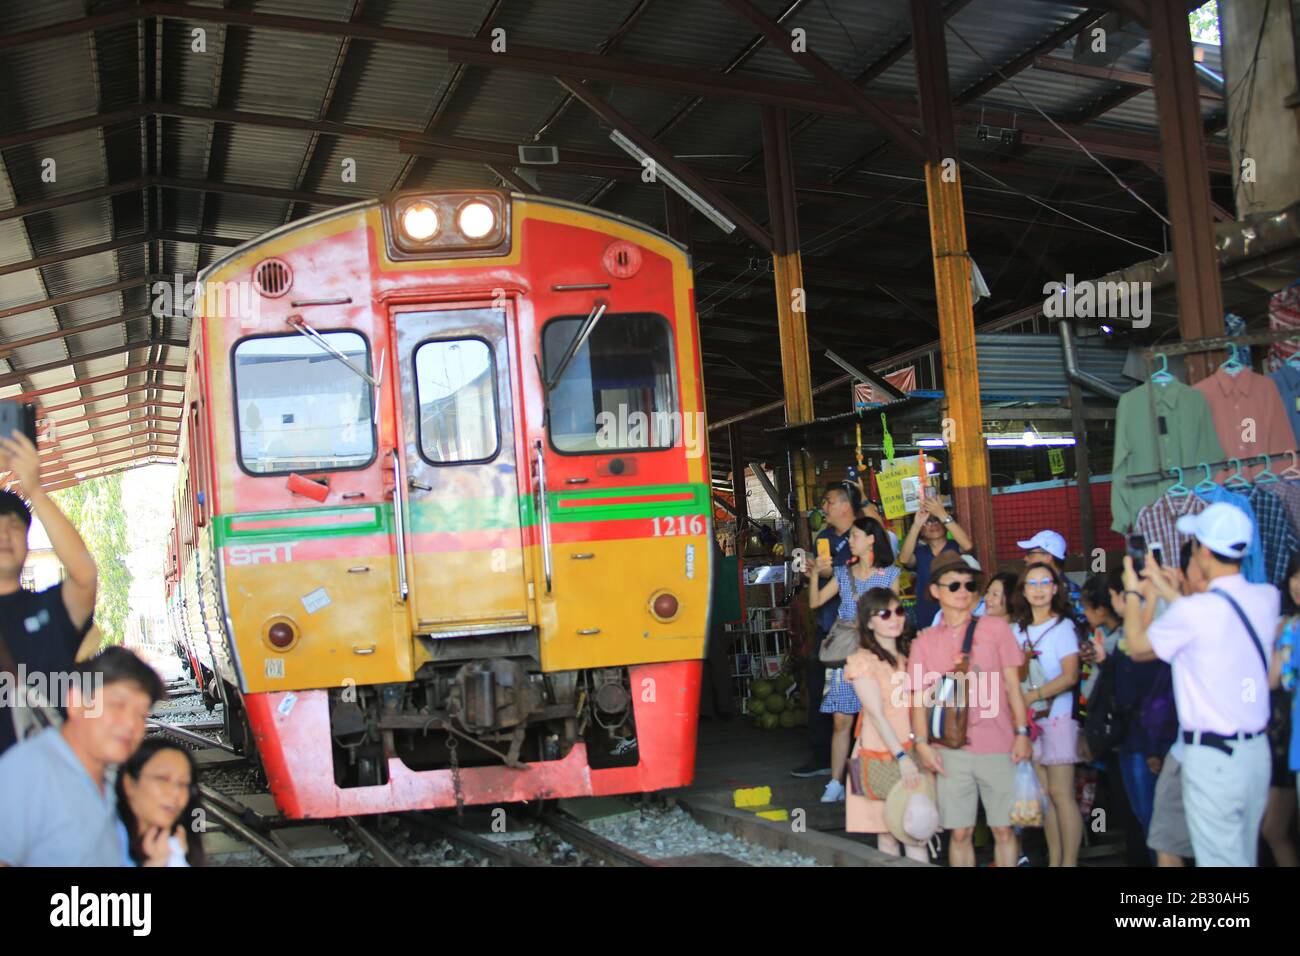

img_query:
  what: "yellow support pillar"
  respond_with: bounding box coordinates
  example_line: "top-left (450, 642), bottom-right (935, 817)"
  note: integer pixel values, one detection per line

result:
top-left (923, 163), bottom-right (995, 567)
top-left (772, 249), bottom-right (818, 520)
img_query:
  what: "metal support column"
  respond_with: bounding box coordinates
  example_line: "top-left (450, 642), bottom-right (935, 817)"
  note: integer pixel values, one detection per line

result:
top-left (761, 105), bottom-right (817, 543)
top-left (728, 423), bottom-right (749, 544)
top-left (1068, 380), bottom-right (1096, 562)
top-left (911, 0), bottom-right (996, 567)
top-left (1148, 0), bottom-right (1224, 383)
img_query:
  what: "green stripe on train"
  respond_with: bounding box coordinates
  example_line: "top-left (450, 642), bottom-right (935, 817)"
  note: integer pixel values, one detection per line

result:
top-left (212, 483), bottom-right (709, 545)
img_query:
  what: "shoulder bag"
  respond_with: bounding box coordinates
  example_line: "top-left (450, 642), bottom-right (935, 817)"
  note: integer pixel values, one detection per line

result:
top-left (927, 617), bottom-right (979, 748)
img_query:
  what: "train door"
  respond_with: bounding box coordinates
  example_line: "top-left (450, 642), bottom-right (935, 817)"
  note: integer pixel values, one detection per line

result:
top-left (390, 304), bottom-right (530, 634)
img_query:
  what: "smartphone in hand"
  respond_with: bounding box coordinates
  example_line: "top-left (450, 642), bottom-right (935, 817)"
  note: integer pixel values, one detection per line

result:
top-left (0, 401), bottom-right (37, 443)
top-left (1125, 533), bottom-right (1148, 574)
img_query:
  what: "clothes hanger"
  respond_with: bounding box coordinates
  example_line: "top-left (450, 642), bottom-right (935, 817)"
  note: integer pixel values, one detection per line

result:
top-left (1219, 346), bottom-right (1246, 377)
top-left (1166, 466), bottom-right (1191, 497)
top-left (1283, 450), bottom-right (1300, 481)
top-left (1255, 453), bottom-right (1280, 485)
top-left (1150, 352), bottom-right (1174, 385)
top-left (1223, 458), bottom-right (1252, 491)
top-left (1193, 462), bottom-right (1217, 494)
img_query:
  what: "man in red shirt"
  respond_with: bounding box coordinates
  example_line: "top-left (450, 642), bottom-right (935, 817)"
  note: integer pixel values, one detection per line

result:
top-left (910, 552), bottom-right (1032, 867)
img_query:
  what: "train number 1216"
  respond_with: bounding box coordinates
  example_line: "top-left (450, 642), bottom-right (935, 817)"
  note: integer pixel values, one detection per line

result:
top-left (652, 515), bottom-right (705, 537)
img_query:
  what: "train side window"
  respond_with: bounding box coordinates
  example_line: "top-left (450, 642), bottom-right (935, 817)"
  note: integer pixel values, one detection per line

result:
top-left (413, 338), bottom-right (499, 464)
top-left (541, 312), bottom-right (677, 455)
top-left (190, 403), bottom-right (209, 526)
top-left (232, 331), bottom-right (376, 476)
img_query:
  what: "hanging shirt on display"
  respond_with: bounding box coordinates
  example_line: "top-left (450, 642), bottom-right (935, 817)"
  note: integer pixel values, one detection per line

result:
top-left (1133, 492), bottom-right (1208, 563)
top-left (1196, 484), bottom-right (1266, 584)
top-left (1193, 368), bottom-right (1295, 480)
top-left (1265, 479), bottom-right (1300, 538)
top-left (1237, 484), bottom-right (1300, 588)
top-left (1110, 380), bottom-right (1223, 532)
top-left (1268, 363), bottom-right (1300, 446)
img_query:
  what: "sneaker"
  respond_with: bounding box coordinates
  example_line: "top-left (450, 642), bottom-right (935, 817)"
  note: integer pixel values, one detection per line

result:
top-left (1017, 855), bottom-right (1031, 867)
top-left (609, 737), bottom-right (638, 756)
top-left (790, 762), bottom-right (832, 778)
top-left (820, 779), bottom-right (846, 803)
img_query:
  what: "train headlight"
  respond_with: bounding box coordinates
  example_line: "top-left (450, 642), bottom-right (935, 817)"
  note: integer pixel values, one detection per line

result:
top-left (388, 192), bottom-right (508, 258)
top-left (400, 202), bottom-right (440, 242)
top-left (457, 200), bottom-right (496, 239)
top-left (649, 590), bottom-right (680, 623)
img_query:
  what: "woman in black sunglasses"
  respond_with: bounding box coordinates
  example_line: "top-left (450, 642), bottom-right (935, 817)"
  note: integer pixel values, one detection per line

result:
top-left (808, 516), bottom-right (901, 804)
top-left (116, 737), bottom-right (206, 867)
top-left (844, 587), bottom-right (930, 860)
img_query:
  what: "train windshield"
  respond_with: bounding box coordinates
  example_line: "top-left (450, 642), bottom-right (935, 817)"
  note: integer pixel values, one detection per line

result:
top-left (233, 331), bottom-right (376, 474)
top-left (542, 312), bottom-right (676, 454)
top-left (414, 338), bottom-right (499, 464)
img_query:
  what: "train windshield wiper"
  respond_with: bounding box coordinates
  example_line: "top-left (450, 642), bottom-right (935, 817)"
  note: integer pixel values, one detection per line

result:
top-left (286, 314), bottom-right (379, 387)
top-left (544, 299), bottom-right (607, 392)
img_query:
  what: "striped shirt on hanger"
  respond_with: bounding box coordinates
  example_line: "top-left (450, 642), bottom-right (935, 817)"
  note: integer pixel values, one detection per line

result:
top-left (1264, 479), bottom-right (1300, 540)
top-left (1134, 492), bottom-right (1208, 562)
top-left (1239, 484), bottom-right (1300, 588)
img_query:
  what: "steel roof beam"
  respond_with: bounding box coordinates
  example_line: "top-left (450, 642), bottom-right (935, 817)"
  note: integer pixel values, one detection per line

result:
top-left (40, 448), bottom-right (175, 488)
top-left (1032, 53), bottom-right (1222, 100)
top-left (1, 342), bottom-right (187, 391)
top-left (0, 279), bottom-right (169, 324)
top-left (0, 232), bottom-right (240, 279)
top-left (11, 361), bottom-right (186, 402)
top-left (0, 310), bottom-right (154, 360)
top-left (45, 400), bottom-right (183, 430)
top-left (42, 460), bottom-right (168, 493)
top-left (41, 437), bottom-right (180, 470)
top-left (721, 0), bottom-right (927, 159)
top-left (44, 413), bottom-right (183, 447)
top-left (39, 384), bottom-right (186, 415)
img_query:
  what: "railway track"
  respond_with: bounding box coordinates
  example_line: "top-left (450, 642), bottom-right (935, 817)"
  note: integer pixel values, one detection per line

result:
top-left (151, 714), bottom-right (804, 868)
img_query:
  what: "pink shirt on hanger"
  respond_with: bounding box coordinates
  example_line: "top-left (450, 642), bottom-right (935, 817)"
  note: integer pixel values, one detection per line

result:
top-left (1193, 368), bottom-right (1295, 479)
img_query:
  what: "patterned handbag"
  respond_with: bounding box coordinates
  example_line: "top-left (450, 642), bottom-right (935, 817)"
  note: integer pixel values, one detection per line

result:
top-left (847, 724), bottom-right (912, 801)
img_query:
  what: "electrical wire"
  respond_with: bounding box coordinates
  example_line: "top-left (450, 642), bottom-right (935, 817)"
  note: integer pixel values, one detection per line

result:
top-left (962, 158), bottom-right (1161, 254)
top-left (946, 22), bottom-right (1172, 229)
top-left (1228, 0), bottom-right (1270, 212)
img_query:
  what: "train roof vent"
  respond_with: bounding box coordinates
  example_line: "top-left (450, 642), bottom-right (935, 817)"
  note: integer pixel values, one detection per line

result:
top-left (254, 258), bottom-right (293, 298)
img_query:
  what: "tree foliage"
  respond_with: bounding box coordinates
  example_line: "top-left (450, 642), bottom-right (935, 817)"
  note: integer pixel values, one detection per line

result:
top-left (52, 472), bottom-right (132, 647)
top-left (1189, 2), bottom-right (1220, 44)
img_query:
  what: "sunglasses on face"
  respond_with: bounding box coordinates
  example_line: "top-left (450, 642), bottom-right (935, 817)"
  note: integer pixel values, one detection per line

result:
top-left (872, 607), bottom-right (905, 620)
top-left (938, 580), bottom-right (979, 592)
top-left (1025, 578), bottom-right (1055, 588)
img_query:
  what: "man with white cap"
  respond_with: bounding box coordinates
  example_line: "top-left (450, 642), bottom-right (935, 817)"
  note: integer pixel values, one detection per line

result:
top-left (1120, 502), bottom-right (1279, 867)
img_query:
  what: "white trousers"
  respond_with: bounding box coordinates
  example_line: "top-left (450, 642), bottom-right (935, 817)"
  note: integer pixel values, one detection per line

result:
top-left (1180, 735), bottom-right (1270, 867)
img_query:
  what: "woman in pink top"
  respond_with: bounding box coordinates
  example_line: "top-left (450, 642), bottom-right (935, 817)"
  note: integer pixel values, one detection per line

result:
top-left (845, 587), bottom-right (929, 861)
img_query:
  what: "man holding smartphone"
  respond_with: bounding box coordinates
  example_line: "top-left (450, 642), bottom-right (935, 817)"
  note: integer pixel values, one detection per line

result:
top-left (0, 430), bottom-right (99, 756)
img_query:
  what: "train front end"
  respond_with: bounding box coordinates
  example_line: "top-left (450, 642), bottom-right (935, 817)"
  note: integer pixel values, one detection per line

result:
top-left (191, 192), bottom-right (712, 817)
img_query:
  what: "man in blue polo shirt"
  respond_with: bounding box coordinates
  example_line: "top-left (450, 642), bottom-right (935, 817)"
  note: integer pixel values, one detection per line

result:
top-left (0, 648), bottom-right (163, 867)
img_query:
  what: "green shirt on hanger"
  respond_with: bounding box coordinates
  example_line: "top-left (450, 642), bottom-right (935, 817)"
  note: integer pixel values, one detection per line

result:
top-left (1110, 379), bottom-right (1224, 532)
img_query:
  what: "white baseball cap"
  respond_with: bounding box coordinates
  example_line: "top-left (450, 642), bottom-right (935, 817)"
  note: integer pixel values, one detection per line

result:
top-left (1176, 502), bottom-right (1253, 559)
top-left (1016, 530), bottom-right (1067, 561)
top-left (960, 554), bottom-right (983, 572)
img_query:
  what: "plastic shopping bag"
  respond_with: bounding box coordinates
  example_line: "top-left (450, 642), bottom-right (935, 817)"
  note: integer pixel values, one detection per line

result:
top-left (1010, 761), bottom-right (1045, 828)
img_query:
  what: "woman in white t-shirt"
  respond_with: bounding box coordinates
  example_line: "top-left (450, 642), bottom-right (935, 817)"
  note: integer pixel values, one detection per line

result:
top-left (1011, 561), bottom-right (1082, 867)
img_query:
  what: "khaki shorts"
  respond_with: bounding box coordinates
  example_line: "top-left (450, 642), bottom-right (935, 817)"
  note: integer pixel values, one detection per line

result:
top-left (1147, 754), bottom-right (1193, 859)
top-left (935, 747), bottom-right (1015, 829)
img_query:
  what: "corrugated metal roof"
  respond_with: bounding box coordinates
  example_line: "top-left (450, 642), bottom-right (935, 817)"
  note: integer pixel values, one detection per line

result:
top-left (974, 332), bottom-right (1131, 399)
top-left (0, 0), bottom-right (1242, 484)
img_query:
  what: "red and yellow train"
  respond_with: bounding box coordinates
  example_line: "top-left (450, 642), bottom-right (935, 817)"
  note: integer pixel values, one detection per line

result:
top-left (165, 191), bottom-right (712, 817)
